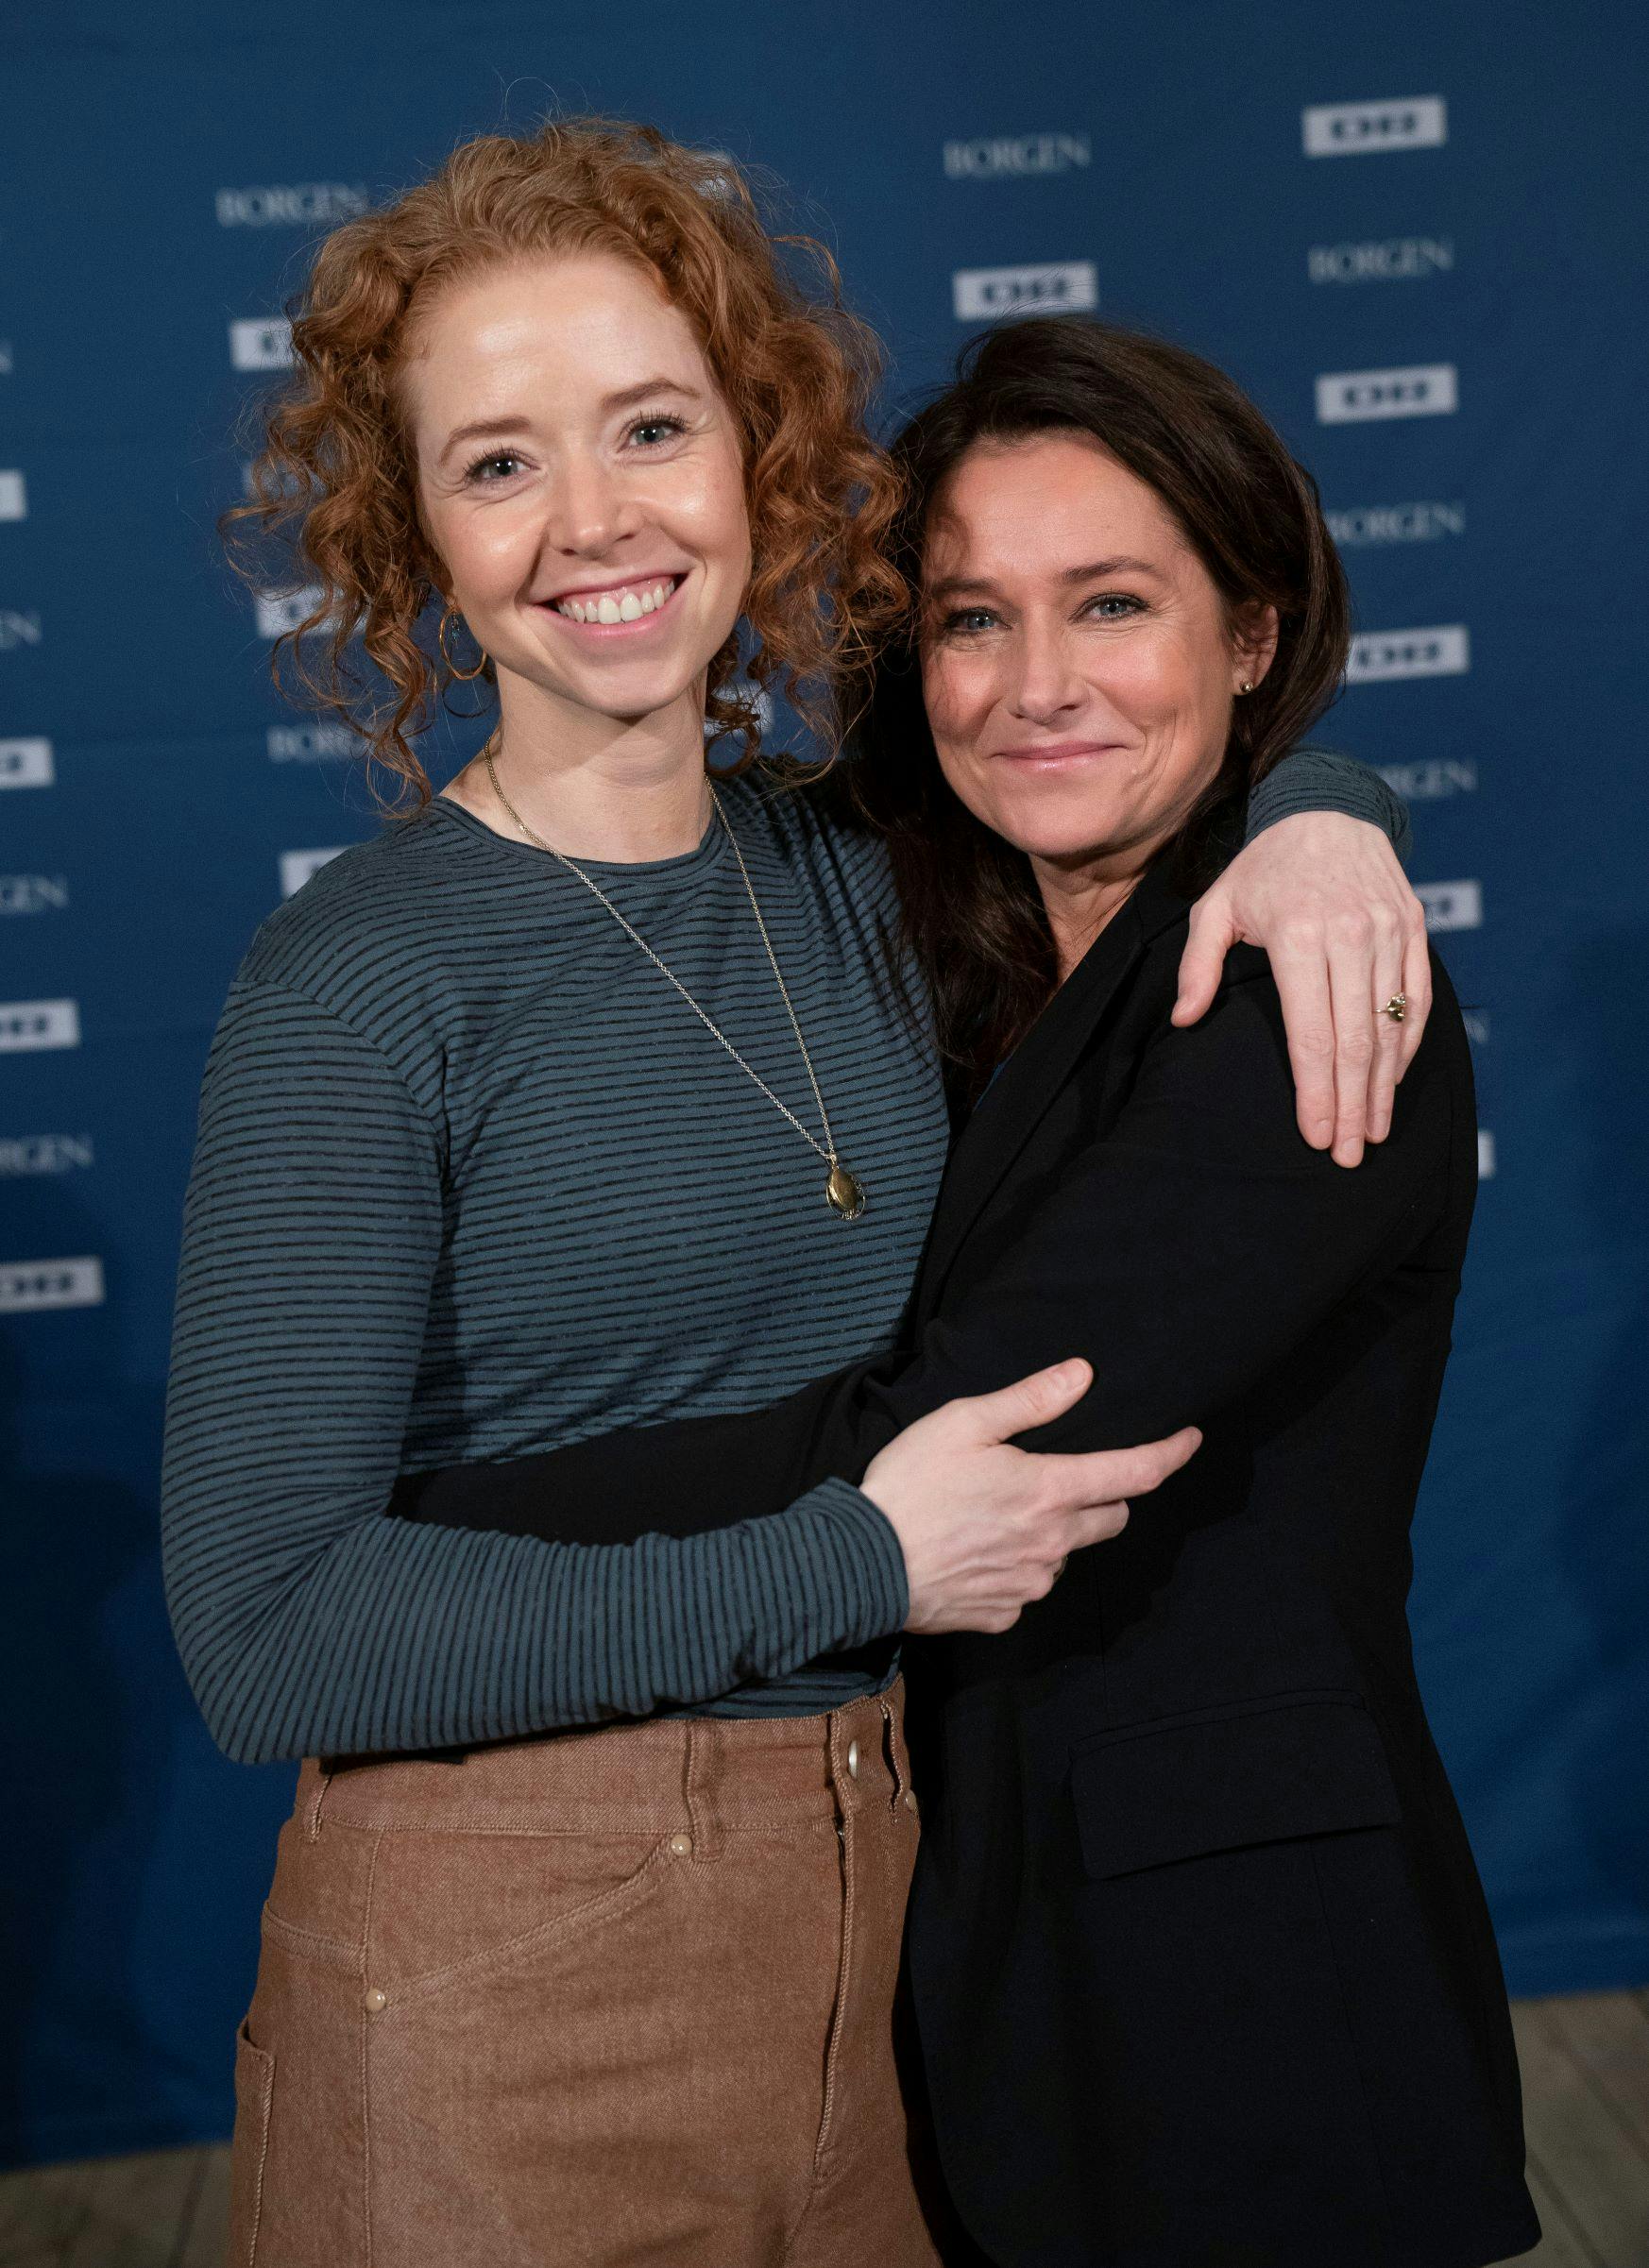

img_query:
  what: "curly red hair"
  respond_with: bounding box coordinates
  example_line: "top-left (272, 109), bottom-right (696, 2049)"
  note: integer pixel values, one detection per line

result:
top-left (224, 118), bottom-right (907, 803)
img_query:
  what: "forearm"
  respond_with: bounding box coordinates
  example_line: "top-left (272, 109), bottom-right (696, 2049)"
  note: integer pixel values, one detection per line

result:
top-left (1245, 745), bottom-right (1414, 862)
top-left (162, 975), bottom-right (906, 1763)
top-left (163, 1468), bottom-right (904, 1764)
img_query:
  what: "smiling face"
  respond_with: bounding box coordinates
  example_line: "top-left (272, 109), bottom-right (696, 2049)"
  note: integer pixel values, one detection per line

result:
top-left (920, 431), bottom-right (1277, 887)
top-left (404, 250), bottom-right (752, 744)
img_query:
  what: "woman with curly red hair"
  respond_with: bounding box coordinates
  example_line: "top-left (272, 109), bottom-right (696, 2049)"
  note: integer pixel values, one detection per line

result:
top-left (162, 120), bottom-right (1419, 2263)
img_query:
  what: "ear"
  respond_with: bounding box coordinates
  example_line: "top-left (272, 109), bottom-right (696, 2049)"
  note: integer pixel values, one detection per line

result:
top-left (1232, 601), bottom-right (1281, 691)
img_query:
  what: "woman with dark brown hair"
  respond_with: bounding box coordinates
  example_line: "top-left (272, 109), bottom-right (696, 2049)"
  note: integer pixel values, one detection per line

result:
top-left (162, 119), bottom-right (1424, 2266)
top-left (433, 318), bottom-right (1542, 2267)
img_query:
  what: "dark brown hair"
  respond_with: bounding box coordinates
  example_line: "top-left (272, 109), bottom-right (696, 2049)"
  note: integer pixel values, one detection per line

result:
top-left (846, 317), bottom-right (1351, 1092)
top-left (222, 117), bottom-right (907, 804)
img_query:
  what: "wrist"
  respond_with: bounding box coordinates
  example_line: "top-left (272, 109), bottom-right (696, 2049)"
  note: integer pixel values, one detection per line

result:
top-left (806, 1476), bottom-right (911, 1639)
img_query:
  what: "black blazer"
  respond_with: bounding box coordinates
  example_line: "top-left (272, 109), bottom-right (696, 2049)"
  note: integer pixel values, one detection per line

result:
top-left (396, 862), bottom-right (1540, 2268)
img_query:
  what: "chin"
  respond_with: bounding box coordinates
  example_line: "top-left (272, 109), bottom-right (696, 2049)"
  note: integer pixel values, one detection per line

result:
top-left (989, 796), bottom-right (1131, 867)
top-left (576, 669), bottom-right (698, 717)
top-left (521, 656), bottom-right (701, 722)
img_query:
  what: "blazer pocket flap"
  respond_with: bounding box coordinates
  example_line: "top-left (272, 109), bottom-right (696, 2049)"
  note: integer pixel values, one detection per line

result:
top-left (1070, 1694), bottom-right (1401, 1880)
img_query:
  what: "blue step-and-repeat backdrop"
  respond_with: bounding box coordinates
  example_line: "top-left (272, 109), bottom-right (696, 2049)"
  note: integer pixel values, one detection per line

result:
top-left (4, 1), bottom-right (1645, 2169)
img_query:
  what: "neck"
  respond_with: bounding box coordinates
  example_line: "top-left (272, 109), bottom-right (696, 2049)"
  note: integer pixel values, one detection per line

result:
top-left (450, 668), bottom-right (713, 862)
top-left (1031, 852), bottom-right (1148, 982)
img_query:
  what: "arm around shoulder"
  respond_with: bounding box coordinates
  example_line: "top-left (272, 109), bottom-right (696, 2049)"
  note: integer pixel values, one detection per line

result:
top-left (842, 945), bottom-right (1462, 1457)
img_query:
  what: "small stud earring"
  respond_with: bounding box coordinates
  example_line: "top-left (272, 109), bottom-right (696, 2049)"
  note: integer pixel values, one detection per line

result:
top-left (1237, 679), bottom-right (1255, 695)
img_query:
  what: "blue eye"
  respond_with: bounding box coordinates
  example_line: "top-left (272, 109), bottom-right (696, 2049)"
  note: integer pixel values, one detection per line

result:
top-left (627, 415), bottom-right (688, 448)
top-left (1085, 593), bottom-right (1146, 620)
top-left (943, 607), bottom-right (999, 635)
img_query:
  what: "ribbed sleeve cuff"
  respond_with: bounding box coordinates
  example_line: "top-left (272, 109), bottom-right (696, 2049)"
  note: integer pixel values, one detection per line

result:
top-left (1244, 747), bottom-right (1414, 864)
top-left (798, 1476), bottom-right (910, 1644)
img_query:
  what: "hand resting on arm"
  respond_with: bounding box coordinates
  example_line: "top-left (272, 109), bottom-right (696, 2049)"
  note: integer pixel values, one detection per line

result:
top-left (859, 1360), bottom-right (1198, 1633)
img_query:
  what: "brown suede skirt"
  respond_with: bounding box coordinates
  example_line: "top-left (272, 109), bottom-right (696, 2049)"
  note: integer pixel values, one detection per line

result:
top-left (227, 1679), bottom-right (947, 2267)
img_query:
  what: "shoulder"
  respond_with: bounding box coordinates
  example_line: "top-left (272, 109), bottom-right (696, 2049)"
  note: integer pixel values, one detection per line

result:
top-left (717, 758), bottom-right (897, 910)
top-left (1128, 899), bottom-right (1468, 1126)
top-left (1120, 900), bottom-right (1283, 1066)
top-left (230, 800), bottom-right (518, 1058)
top-left (1148, 916), bottom-right (1468, 1064)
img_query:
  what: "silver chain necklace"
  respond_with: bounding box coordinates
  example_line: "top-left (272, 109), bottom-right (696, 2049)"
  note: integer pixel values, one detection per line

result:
top-left (482, 745), bottom-right (867, 1220)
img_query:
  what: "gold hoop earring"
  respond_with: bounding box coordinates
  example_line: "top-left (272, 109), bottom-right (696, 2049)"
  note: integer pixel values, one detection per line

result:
top-left (438, 605), bottom-right (489, 683)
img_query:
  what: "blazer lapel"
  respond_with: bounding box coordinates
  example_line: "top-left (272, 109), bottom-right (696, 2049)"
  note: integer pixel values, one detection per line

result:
top-left (916, 866), bottom-right (1192, 1314)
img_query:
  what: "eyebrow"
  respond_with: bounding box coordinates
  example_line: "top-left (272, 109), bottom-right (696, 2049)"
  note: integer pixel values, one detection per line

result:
top-left (439, 378), bottom-right (705, 465)
top-left (926, 554), bottom-right (1166, 601)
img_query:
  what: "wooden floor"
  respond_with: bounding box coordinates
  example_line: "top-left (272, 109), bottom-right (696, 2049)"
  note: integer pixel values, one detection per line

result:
top-left (2, 1992), bottom-right (1646, 2266)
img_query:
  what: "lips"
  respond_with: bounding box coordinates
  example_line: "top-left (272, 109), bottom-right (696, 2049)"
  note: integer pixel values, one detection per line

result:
top-left (994, 740), bottom-right (1128, 765)
top-left (541, 575), bottom-right (681, 627)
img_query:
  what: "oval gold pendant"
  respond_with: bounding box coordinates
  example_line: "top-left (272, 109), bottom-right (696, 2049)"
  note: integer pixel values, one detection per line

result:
top-left (825, 1163), bottom-right (867, 1220)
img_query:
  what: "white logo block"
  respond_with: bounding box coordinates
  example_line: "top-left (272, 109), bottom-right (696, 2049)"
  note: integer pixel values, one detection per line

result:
top-left (1302, 96), bottom-right (1446, 156)
top-left (280, 848), bottom-right (347, 898)
top-left (0, 737), bottom-right (53, 788)
top-left (0, 999), bottom-right (79, 1051)
top-left (1348, 627), bottom-right (1470, 684)
top-left (1317, 364), bottom-right (1457, 423)
top-left (0, 1257), bottom-right (105, 1313)
top-left (0, 470), bottom-right (26, 522)
top-left (1416, 881), bottom-right (1484, 933)
top-left (952, 262), bottom-right (1098, 320)
top-left (230, 317), bottom-right (295, 370)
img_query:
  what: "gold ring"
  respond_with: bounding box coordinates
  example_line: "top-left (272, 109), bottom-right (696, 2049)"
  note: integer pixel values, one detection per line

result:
top-left (1381, 993), bottom-right (1408, 1024)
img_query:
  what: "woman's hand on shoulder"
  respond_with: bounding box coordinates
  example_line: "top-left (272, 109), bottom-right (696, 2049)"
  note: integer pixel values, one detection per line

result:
top-left (859, 1360), bottom-right (1200, 1634)
top-left (1172, 812), bottom-right (1432, 1168)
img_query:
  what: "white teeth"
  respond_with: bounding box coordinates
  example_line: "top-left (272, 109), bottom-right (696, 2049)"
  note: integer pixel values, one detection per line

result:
top-left (552, 576), bottom-right (676, 623)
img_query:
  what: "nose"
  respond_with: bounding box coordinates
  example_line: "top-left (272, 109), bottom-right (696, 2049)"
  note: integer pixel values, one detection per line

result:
top-left (1005, 615), bottom-right (1085, 727)
top-left (545, 447), bottom-right (636, 560)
